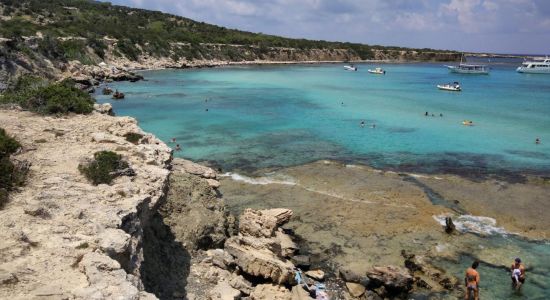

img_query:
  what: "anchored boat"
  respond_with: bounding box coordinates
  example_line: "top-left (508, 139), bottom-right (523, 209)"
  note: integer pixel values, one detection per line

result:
top-left (437, 82), bottom-right (461, 92)
top-left (368, 67), bottom-right (386, 75)
top-left (517, 57), bottom-right (550, 74)
top-left (344, 65), bottom-right (358, 71)
top-left (446, 55), bottom-right (489, 74)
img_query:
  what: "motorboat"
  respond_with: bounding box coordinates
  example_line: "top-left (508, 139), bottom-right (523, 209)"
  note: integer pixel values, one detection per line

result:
top-left (112, 91), bottom-right (125, 99)
top-left (516, 57), bottom-right (550, 74)
top-left (368, 67), bottom-right (386, 75)
top-left (344, 65), bottom-right (357, 71)
top-left (437, 82), bottom-right (461, 92)
top-left (446, 54), bottom-right (489, 74)
top-left (462, 120), bottom-right (474, 126)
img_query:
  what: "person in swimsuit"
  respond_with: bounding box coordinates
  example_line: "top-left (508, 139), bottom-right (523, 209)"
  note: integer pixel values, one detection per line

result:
top-left (511, 257), bottom-right (526, 290)
top-left (464, 261), bottom-right (480, 300)
top-left (535, 137), bottom-right (540, 144)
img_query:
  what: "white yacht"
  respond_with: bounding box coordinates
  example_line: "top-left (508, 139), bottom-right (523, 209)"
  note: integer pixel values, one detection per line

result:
top-left (516, 57), bottom-right (550, 74)
top-left (344, 65), bottom-right (357, 71)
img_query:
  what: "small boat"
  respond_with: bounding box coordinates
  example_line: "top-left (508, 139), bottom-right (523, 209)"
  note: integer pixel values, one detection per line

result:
top-left (437, 82), bottom-right (461, 92)
top-left (368, 67), bottom-right (386, 75)
top-left (516, 56), bottom-right (550, 74)
top-left (462, 120), bottom-right (474, 126)
top-left (446, 54), bottom-right (489, 74)
top-left (344, 65), bottom-right (358, 71)
top-left (112, 91), bottom-right (125, 100)
top-left (102, 87), bottom-right (113, 95)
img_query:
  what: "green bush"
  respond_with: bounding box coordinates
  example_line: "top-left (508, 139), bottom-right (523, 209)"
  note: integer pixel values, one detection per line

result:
top-left (124, 132), bottom-right (143, 144)
top-left (2, 76), bottom-right (95, 115)
top-left (79, 151), bottom-right (130, 185)
top-left (0, 128), bottom-right (24, 208)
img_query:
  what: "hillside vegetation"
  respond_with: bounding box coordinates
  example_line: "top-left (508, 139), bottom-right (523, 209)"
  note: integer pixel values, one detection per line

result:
top-left (0, 0), bottom-right (459, 81)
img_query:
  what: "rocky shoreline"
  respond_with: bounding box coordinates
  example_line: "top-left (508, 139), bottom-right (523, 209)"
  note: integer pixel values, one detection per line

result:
top-left (0, 106), bottom-right (466, 299)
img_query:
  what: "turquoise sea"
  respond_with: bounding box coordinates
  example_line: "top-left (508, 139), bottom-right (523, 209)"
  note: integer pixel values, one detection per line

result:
top-left (95, 61), bottom-right (550, 299)
top-left (96, 61), bottom-right (550, 178)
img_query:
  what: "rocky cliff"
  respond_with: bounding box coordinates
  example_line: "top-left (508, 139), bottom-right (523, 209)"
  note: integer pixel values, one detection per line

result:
top-left (0, 107), bottom-right (171, 299)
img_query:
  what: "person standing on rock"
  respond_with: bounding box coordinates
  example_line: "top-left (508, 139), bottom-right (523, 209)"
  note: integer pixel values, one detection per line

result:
top-left (464, 260), bottom-right (480, 300)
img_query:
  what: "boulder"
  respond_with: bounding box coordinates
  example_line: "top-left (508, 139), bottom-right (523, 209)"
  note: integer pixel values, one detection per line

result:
top-left (345, 282), bottom-right (366, 297)
top-left (93, 103), bottom-right (114, 116)
top-left (224, 236), bottom-right (296, 284)
top-left (305, 269), bottom-right (325, 281)
top-left (366, 266), bottom-right (413, 296)
top-left (98, 229), bottom-right (131, 258)
top-left (239, 208), bottom-right (293, 238)
top-left (206, 249), bottom-right (235, 270)
top-left (209, 281), bottom-right (241, 300)
top-left (250, 284), bottom-right (292, 300)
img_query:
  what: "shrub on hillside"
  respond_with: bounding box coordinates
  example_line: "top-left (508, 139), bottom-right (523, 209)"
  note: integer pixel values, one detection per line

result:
top-left (124, 132), bottom-right (143, 144)
top-left (1, 75), bottom-right (95, 115)
top-left (79, 151), bottom-right (133, 185)
top-left (0, 128), bottom-right (25, 208)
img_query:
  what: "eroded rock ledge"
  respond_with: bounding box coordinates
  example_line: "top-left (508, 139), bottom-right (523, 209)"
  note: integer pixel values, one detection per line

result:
top-left (0, 108), bottom-right (171, 299)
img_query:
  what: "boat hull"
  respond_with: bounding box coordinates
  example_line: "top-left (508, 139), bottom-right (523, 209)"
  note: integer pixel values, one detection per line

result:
top-left (447, 66), bottom-right (489, 75)
top-left (368, 70), bottom-right (385, 75)
top-left (516, 67), bottom-right (550, 74)
top-left (437, 85), bottom-right (461, 92)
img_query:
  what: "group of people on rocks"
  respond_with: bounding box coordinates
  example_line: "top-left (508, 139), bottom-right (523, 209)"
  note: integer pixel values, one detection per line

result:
top-left (464, 258), bottom-right (526, 300)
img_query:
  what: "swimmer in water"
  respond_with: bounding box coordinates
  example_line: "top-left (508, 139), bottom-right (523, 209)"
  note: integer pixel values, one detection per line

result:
top-left (535, 137), bottom-right (540, 144)
top-left (175, 144), bottom-right (182, 151)
top-left (360, 120), bottom-right (365, 128)
top-left (511, 258), bottom-right (526, 290)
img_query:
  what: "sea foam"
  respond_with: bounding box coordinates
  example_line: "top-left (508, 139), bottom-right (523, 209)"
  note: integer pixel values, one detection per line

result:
top-left (433, 214), bottom-right (509, 236)
top-left (220, 172), bottom-right (297, 186)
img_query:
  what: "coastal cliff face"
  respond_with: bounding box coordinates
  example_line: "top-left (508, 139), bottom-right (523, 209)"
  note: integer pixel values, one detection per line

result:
top-left (0, 108), bottom-right (171, 299)
top-left (0, 36), bottom-right (460, 86)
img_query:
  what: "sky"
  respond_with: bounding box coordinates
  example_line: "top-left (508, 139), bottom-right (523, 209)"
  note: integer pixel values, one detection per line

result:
top-left (105, 0), bottom-right (550, 54)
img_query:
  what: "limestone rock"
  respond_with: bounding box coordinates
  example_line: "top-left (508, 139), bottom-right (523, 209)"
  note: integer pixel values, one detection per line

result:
top-left (250, 284), bottom-right (292, 300)
top-left (345, 282), bottom-right (365, 297)
top-left (173, 158), bottom-right (217, 179)
top-left (229, 274), bottom-right (253, 295)
top-left (209, 280), bottom-right (241, 300)
top-left (239, 208), bottom-right (293, 238)
top-left (93, 103), bottom-right (114, 115)
top-left (206, 249), bottom-right (235, 270)
top-left (305, 270), bottom-right (325, 281)
top-left (224, 235), bottom-right (296, 284)
top-left (276, 230), bottom-right (297, 258)
top-left (206, 178), bottom-right (221, 189)
top-left (99, 228), bottom-right (131, 257)
top-left (366, 266), bottom-right (413, 295)
top-left (161, 171), bottom-right (231, 250)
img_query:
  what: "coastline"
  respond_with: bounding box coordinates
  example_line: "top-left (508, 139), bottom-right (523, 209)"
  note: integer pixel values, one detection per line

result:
top-left (1, 105), bottom-right (548, 299)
